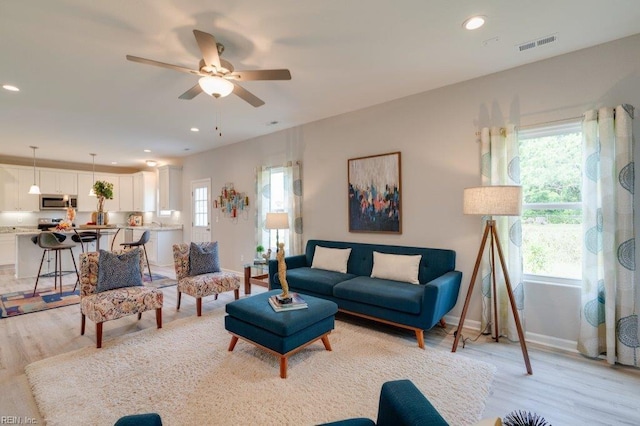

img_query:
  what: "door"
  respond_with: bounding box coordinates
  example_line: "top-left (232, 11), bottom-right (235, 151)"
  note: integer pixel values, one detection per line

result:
top-left (191, 179), bottom-right (211, 242)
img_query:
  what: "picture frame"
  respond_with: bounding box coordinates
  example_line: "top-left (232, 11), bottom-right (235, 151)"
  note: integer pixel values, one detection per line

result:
top-left (348, 151), bottom-right (401, 233)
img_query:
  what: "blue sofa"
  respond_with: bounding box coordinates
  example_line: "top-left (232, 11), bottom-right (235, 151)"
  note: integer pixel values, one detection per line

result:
top-left (269, 240), bottom-right (462, 348)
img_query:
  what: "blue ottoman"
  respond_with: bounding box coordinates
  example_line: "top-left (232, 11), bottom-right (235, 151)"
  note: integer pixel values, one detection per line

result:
top-left (225, 290), bottom-right (338, 378)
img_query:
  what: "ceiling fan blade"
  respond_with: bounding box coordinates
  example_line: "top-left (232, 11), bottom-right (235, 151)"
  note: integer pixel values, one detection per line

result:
top-left (230, 69), bottom-right (292, 81)
top-left (178, 83), bottom-right (203, 100)
top-left (126, 55), bottom-right (200, 75)
top-left (232, 83), bottom-right (265, 107)
top-left (193, 30), bottom-right (221, 70)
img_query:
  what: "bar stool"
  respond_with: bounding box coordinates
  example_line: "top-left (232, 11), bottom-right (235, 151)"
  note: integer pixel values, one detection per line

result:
top-left (33, 232), bottom-right (80, 296)
top-left (72, 230), bottom-right (98, 253)
top-left (120, 230), bottom-right (152, 281)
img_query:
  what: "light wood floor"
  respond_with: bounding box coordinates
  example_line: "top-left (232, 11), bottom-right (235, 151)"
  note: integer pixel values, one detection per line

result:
top-left (1, 265), bottom-right (639, 425)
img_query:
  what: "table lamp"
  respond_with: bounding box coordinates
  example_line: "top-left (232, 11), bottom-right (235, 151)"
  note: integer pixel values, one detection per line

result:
top-left (451, 185), bottom-right (532, 375)
top-left (265, 212), bottom-right (289, 253)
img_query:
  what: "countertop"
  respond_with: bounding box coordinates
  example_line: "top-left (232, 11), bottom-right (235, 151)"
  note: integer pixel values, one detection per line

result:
top-left (2, 224), bottom-right (183, 235)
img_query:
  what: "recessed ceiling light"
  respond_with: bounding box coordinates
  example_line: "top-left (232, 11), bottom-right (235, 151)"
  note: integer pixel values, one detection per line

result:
top-left (146, 160), bottom-right (157, 167)
top-left (111, 161), bottom-right (118, 165)
top-left (463, 15), bottom-right (486, 30)
top-left (2, 84), bottom-right (19, 92)
top-left (190, 127), bottom-right (199, 132)
top-left (144, 149), bottom-right (151, 153)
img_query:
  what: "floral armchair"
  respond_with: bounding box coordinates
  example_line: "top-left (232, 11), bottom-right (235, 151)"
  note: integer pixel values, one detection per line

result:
top-left (79, 249), bottom-right (163, 348)
top-left (172, 243), bottom-right (241, 316)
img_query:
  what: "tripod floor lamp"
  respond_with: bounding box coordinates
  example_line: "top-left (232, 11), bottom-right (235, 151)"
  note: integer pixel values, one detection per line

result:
top-left (452, 185), bottom-right (532, 375)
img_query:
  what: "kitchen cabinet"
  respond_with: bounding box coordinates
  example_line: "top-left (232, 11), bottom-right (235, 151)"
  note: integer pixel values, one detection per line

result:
top-left (0, 166), bottom-right (39, 212)
top-left (0, 233), bottom-right (16, 266)
top-left (158, 166), bottom-right (182, 211)
top-left (39, 170), bottom-right (77, 195)
top-left (133, 171), bottom-right (156, 212)
top-left (77, 173), bottom-right (95, 212)
top-left (118, 175), bottom-right (134, 212)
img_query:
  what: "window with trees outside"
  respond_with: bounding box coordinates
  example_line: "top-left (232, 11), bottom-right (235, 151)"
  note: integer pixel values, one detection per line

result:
top-left (519, 121), bottom-right (582, 284)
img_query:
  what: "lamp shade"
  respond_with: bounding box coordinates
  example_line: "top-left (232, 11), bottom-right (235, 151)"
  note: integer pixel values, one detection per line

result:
top-left (28, 184), bottom-right (41, 195)
top-left (198, 76), bottom-right (234, 98)
top-left (463, 186), bottom-right (522, 216)
top-left (265, 212), bottom-right (289, 229)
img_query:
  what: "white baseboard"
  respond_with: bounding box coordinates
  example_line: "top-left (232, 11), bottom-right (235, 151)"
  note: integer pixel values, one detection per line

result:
top-left (444, 315), bottom-right (578, 353)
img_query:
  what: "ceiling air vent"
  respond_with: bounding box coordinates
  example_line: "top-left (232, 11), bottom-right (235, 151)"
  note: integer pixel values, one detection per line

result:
top-left (517, 33), bottom-right (558, 52)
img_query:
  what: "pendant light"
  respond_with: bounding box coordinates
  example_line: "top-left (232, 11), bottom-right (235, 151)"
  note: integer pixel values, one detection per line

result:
top-left (28, 146), bottom-right (41, 195)
top-left (88, 153), bottom-right (96, 196)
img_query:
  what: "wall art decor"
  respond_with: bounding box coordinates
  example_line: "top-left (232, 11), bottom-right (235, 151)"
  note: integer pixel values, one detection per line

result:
top-left (348, 151), bottom-right (401, 233)
top-left (214, 183), bottom-right (249, 221)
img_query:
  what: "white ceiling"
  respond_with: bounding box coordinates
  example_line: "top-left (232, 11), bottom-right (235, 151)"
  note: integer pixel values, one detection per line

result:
top-left (2, 0), bottom-right (640, 169)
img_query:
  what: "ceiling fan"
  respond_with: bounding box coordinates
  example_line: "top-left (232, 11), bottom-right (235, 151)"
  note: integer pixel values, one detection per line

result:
top-left (126, 29), bottom-right (291, 107)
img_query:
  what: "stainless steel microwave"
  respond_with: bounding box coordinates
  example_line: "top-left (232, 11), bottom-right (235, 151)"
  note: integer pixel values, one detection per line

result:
top-left (40, 194), bottom-right (77, 210)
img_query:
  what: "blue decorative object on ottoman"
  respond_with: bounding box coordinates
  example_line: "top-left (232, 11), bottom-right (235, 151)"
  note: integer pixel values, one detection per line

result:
top-left (225, 289), bottom-right (338, 378)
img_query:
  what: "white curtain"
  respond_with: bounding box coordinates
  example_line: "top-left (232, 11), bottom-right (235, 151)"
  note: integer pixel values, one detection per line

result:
top-left (578, 105), bottom-right (638, 366)
top-left (255, 161), bottom-right (304, 256)
top-left (480, 125), bottom-right (525, 341)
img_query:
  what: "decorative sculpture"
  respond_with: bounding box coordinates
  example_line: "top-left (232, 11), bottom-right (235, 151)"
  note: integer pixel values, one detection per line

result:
top-left (276, 242), bottom-right (292, 304)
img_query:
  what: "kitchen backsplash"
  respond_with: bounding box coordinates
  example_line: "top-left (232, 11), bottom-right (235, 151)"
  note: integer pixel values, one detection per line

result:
top-left (0, 210), bottom-right (183, 228)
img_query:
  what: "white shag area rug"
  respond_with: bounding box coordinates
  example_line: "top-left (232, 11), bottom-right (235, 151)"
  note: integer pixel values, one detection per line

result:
top-left (26, 308), bottom-right (496, 426)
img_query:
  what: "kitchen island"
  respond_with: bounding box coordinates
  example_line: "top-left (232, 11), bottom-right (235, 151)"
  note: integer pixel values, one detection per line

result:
top-left (13, 224), bottom-right (183, 278)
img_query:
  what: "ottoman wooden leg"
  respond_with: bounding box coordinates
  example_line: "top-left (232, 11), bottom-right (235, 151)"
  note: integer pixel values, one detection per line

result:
top-left (321, 335), bottom-right (332, 351)
top-left (228, 335), bottom-right (239, 351)
top-left (280, 356), bottom-right (288, 379)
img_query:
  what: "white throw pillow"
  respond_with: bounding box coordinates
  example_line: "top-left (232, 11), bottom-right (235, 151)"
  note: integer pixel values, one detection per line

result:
top-left (370, 251), bottom-right (421, 284)
top-left (311, 246), bottom-right (352, 273)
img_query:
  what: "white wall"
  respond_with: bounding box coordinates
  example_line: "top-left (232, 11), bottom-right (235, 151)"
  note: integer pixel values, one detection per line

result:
top-left (182, 34), bottom-right (640, 349)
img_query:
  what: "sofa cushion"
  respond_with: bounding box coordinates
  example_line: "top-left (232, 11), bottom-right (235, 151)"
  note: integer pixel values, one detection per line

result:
top-left (285, 267), bottom-right (356, 296)
top-left (312, 246), bottom-right (352, 273)
top-left (333, 276), bottom-right (424, 314)
top-left (371, 251), bottom-right (421, 284)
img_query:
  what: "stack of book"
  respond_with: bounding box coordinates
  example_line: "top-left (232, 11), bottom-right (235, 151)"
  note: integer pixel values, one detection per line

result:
top-left (268, 293), bottom-right (308, 312)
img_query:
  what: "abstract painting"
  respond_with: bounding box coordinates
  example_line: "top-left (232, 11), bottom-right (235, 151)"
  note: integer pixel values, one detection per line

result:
top-left (348, 152), bottom-right (401, 233)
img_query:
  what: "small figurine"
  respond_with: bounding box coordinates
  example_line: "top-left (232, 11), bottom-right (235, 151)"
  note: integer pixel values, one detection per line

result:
top-left (261, 248), bottom-right (272, 263)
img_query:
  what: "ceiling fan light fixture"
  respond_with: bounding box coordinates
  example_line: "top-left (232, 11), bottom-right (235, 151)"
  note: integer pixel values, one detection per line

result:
top-left (198, 76), bottom-right (233, 98)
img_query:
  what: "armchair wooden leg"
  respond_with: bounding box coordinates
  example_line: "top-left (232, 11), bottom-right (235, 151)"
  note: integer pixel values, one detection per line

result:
top-left (156, 308), bottom-right (162, 329)
top-left (96, 322), bottom-right (103, 348)
top-left (415, 329), bottom-right (425, 349)
top-left (176, 290), bottom-right (182, 310)
top-left (234, 289), bottom-right (239, 300)
top-left (137, 312), bottom-right (142, 320)
top-left (196, 298), bottom-right (202, 317)
top-left (81, 313), bottom-right (85, 335)
top-left (214, 294), bottom-right (218, 300)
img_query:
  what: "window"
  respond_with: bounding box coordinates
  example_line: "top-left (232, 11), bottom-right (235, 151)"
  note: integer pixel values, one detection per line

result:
top-left (519, 121), bottom-right (582, 282)
top-left (259, 166), bottom-right (290, 251)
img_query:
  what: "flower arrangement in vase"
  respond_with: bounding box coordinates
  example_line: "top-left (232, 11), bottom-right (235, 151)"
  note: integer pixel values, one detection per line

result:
top-left (92, 180), bottom-right (114, 225)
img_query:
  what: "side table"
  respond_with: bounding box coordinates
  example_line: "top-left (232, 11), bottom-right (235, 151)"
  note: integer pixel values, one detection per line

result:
top-left (243, 262), bottom-right (269, 295)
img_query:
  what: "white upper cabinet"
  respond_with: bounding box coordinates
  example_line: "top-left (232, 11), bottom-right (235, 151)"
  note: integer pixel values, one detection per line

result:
top-left (119, 175), bottom-right (134, 212)
top-left (158, 166), bottom-right (182, 211)
top-left (39, 170), bottom-right (77, 195)
top-left (0, 166), bottom-right (39, 211)
top-left (133, 171), bottom-right (156, 212)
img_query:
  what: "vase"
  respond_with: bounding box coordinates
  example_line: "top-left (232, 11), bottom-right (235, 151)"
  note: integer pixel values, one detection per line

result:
top-left (96, 211), bottom-right (109, 225)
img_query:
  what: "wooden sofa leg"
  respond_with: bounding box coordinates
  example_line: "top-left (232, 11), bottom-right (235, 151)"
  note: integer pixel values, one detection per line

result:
top-left (81, 313), bottom-right (86, 335)
top-left (196, 298), bottom-right (202, 317)
top-left (156, 308), bottom-right (162, 329)
top-left (96, 322), bottom-right (103, 349)
top-left (234, 289), bottom-right (239, 300)
top-left (415, 329), bottom-right (425, 349)
top-left (176, 290), bottom-right (181, 310)
top-left (439, 318), bottom-right (446, 328)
